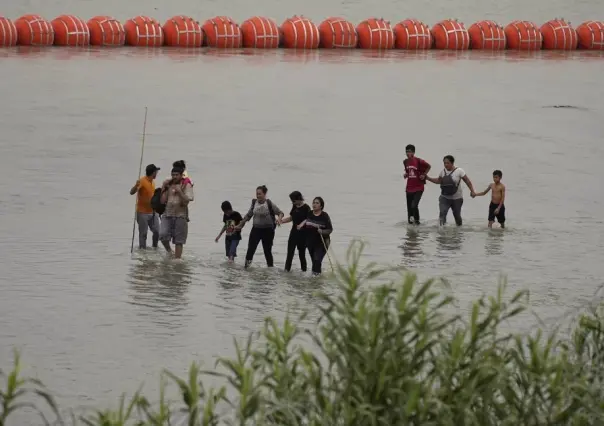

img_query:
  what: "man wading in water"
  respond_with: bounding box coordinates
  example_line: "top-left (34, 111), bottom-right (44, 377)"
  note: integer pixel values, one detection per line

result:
top-left (130, 164), bottom-right (161, 249)
top-left (403, 144), bottom-right (431, 225)
top-left (159, 166), bottom-right (194, 259)
top-left (426, 155), bottom-right (476, 226)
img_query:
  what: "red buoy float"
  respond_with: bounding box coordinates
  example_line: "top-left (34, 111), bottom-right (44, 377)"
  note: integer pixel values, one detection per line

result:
top-left (14, 14), bottom-right (54, 46)
top-left (280, 16), bottom-right (319, 49)
top-left (240, 16), bottom-right (279, 48)
top-left (468, 20), bottom-right (506, 50)
top-left (51, 15), bottom-right (89, 46)
top-left (124, 16), bottom-right (163, 47)
top-left (393, 19), bottom-right (432, 50)
top-left (431, 19), bottom-right (469, 50)
top-left (163, 15), bottom-right (202, 47)
top-left (318, 17), bottom-right (357, 48)
top-left (504, 20), bottom-right (542, 50)
top-left (356, 18), bottom-right (394, 49)
top-left (87, 16), bottom-right (125, 46)
top-left (576, 20), bottom-right (604, 50)
top-left (202, 16), bottom-right (242, 48)
top-left (540, 19), bottom-right (577, 50)
top-left (0, 16), bottom-right (18, 46)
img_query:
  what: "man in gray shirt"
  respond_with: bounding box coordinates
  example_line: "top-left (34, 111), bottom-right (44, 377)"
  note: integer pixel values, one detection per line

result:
top-left (159, 166), bottom-right (194, 259)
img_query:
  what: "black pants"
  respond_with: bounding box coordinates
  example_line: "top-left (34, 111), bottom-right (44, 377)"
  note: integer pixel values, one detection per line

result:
top-left (245, 227), bottom-right (275, 266)
top-left (307, 240), bottom-right (328, 274)
top-left (488, 202), bottom-right (506, 224)
top-left (406, 191), bottom-right (424, 223)
top-left (285, 230), bottom-right (307, 272)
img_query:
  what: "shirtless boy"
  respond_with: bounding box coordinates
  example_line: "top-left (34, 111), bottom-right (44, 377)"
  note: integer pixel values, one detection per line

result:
top-left (473, 170), bottom-right (506, 228)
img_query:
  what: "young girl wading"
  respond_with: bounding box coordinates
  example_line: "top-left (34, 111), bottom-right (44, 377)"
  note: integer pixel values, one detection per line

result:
top-left (298, 197), bottom-right (333, 276)
top-left (236, 185), bottom-right (284, 268)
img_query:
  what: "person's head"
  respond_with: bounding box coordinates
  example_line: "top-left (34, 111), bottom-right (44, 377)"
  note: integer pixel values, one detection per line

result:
top-left (145, 164), bottom-right (160, 179)
top-left (289, 190), bottom-right (304, 206)
top-left (492, 170), bottom-right (502, 183)
top-left (171, 166), bottom-right (184, 183)
top-left (256, 185), bottom-right (268, 201)
top-left (221, 201), bottom-right (233, 214)
top-left (312, 196), bottom-right (324, 212)
top-left (405, 144), bottom-right (416, 159)
top-left (173, 160), bottom-right (186, 170)
top-left (443, 155), bottom-right (455, 171)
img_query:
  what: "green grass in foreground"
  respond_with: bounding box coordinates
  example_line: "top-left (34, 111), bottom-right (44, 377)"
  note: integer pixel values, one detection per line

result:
top-left (2, 239), bottom-right (604, 425)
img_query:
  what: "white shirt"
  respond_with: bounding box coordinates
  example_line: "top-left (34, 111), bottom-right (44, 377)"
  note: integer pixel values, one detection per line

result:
top-left (439, 167), bottom-right (466, 200)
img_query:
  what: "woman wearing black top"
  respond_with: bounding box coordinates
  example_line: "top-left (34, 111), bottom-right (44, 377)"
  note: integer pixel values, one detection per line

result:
top-left (281, 191), bottom-right (311, 272)
top-left (297, 196), bottom-right (333, 276)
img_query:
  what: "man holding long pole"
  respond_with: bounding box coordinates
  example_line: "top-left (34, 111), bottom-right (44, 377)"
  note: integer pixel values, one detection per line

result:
top-left (130, 164), bottom-right (161, 249)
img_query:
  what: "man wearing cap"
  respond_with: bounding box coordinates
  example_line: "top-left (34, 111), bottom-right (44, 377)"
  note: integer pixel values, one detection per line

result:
top-left (130, 164), bottom-right (161, 249)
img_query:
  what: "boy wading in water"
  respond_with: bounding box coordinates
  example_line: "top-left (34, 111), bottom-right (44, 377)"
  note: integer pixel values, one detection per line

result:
top-left (473, 170), bottom-right (506, 228)
top-left (403, 144), bottom-right (431, 225)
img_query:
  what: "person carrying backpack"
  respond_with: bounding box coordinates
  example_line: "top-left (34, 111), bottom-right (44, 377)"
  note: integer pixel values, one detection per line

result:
top-left (235, 185), bottom-right (284, 268)
top-left (425, 155), bottom-right (476, 226)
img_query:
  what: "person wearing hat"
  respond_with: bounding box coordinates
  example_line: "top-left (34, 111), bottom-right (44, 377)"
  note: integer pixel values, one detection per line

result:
top-left (130, 164), bottom-right (161, 249)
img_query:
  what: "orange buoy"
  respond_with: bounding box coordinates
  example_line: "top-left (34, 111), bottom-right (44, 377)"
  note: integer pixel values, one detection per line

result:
top-left (468, 20), bottom-right (506, 50)
top-left (124, 16), bottom-right (163, 47)
top-left (318, 17), bottom-right (357, 48)
top-left (540, 19), bottom-right (577, 50)
top-left (163, 16), bottom-right (202, 47)
top-left (504, 20), bottom-right (542, 50)
top-left (51, 15), bottom-right (89, 46)
top-left (431, 19), bottom-right (469, 50)
top-left (356, 18), bottom-right (394, 49)
top-left (87, 16), bottom-right (125, 46)
top-left (576, 20), bottom-right (604, 50)
top-left (240, 16), bottom-right (279, 48)
top-left (0, 16), bottom-right (18, 46)
top-left (280, 16), bottom-right (319, 49)
top-left (393, 19), bottom-right (431, 50)
top-left (14, 14), bottom-right (54, 46)
top-left (202, 16), bottom-right (242, 48)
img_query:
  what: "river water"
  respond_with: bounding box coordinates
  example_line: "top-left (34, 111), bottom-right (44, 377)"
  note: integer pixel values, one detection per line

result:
top-left (1, 0), bottom-right (604, 421)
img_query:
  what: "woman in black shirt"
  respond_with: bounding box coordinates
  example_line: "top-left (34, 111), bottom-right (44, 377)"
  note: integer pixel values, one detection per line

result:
top-left (281, 191), bottom-right (311, 272)
top-left (297, 196), bottom-right (333, 276)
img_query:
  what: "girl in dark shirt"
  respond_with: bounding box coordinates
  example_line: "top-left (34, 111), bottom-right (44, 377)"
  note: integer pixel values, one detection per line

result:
top-left (281, 191), bottom-right (311, 272)
top-left (297, 196), bottom-right (333, 276)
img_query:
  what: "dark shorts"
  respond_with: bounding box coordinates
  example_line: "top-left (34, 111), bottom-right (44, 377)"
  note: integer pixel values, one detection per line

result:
top-left (160, 216), bottom-right (188, 245)
top-left (225, 237), bottom-right (240, 257)
top-left (488, 202), bottom-right (505, 223)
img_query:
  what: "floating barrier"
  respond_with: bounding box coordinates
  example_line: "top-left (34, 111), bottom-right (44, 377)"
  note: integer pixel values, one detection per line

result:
top-left (0, 13), bottom-right (603, 52)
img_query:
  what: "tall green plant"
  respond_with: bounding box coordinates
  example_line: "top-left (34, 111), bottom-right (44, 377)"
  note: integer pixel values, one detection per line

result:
top-left (2, 239), bottom-right (604, 425)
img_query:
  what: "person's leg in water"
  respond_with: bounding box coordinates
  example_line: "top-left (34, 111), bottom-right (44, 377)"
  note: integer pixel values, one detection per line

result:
top-left (172, 217), bottom-right (188, 259)
top-left (487, 202), bottom-right (497, 228)
top-left (227, 238), bottom-right (239, 262)
top-left (245, 227), bottom-right (262, 268)
top-left (310, 243), bottom-right (327, 275)
top-left (260, 228), bottom-right (275, 267)
top-left (296, 233), bottom-right (307, 272)
top-left (411, 191), bottom-right (423, 224)
top-left (136, 212), bottom-right (149, 249)
top-left (159, 217), bottom-right (173, 254)
top-left (284, 231), bottom-right (297, 271)
top-left (438, 196), bottom-right (453, 226)
top-left (451, 198), bottom-right (464, 226)
top-left (149, 213), bottom-right (160, 248)
top-left (496, 204), bottom-right (506, 229)
top-left (406, 192), bottom-right (415, 224)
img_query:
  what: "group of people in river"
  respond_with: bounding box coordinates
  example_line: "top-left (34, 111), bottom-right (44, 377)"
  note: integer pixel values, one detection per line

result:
top-left (129, 148), bottom-right (506, 273)
top-left (402, 144), bottom-right (507, 229)
top-left (130, 161), bottom-right (333, 275)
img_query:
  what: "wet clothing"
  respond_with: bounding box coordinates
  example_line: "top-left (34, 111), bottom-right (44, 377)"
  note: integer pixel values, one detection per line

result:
top-left (438, 167), bottom-right (466, 226)
top-left (404, 157), bottom-right (429, 193)
top-left (488, 202), bottom-right (506, 223)
top-left (160, 216), bottom-right (188, 245)
top-left (136, 176), bottom-right (155, 214)
top-left (284, 203), bottom-right (311, 272)
top-left (223, 211), bottom-right (243, 258)
top-left (406, 191), bottom-right (423, 224)
top-left (164, 183), bottom-right (194, 218)
top-left (136, 212), bottom-right (159, 249)
top-left (439, 196), bottom-right (464, 226)
top-left (244, 199), bottom-right (283, 267)
top-left (303, 211), bottom-right (333, 274)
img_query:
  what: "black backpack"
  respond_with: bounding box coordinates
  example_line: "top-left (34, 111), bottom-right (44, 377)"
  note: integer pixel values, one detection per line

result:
top-left (251, 198), bottom-right (276, 229)
top-left (151, 188), bottom-right (166, 215)
top-left (440, 169), bottom-right (460, 196)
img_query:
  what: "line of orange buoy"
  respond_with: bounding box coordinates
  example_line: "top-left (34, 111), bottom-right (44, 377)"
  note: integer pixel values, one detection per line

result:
top-left (0, 14), bottom-right (603, 51)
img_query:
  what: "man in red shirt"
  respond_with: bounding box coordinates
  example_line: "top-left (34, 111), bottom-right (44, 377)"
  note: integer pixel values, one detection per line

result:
top-left (403, 144), bottom-right (431, 225)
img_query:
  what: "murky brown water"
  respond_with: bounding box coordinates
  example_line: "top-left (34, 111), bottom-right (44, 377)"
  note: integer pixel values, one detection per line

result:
top-left (1, 0), bottom-right (604, 421)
